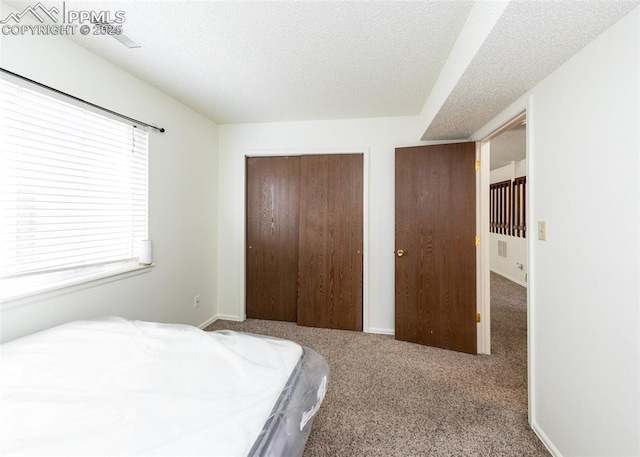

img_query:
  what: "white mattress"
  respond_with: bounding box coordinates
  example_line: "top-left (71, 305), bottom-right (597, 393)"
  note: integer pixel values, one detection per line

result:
top-left (0, 316), bottom-right (303, 456)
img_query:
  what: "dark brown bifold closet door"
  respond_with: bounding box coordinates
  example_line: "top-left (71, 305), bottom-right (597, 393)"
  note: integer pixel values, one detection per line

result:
top-left (245, 156), bottom-right (300, 322)
top-left (297, 154), bottom-right (363, 331)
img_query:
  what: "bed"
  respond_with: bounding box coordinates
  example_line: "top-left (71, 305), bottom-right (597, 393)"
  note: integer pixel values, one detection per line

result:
top-left (0, 316), bottom-right (328, 456)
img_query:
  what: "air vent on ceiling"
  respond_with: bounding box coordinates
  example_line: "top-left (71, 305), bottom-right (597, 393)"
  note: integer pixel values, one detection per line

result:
top-left (92, 21), bottom-right (141, 49)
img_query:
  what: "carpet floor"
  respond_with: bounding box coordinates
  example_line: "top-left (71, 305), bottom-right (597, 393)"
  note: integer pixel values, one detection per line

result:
top-left (205, 272), bottom-right (549, 456)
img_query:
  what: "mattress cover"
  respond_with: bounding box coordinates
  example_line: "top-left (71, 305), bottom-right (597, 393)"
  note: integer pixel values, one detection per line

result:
top-left (0, 316), bottom-right (317, 456)
top-left (248, 344), bottom-right (327, 457)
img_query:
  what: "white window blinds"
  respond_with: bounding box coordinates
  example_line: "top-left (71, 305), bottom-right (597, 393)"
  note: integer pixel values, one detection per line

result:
top-left (0, 79), bottom-right (149, 279)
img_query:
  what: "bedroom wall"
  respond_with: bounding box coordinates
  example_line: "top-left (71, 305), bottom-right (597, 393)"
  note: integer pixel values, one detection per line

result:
top-left (217, 117), bottom-right (431, 334)
top-left (0, 3), bottom-right (219, 342)
top-left (474, 7), bottom-right (639, 456)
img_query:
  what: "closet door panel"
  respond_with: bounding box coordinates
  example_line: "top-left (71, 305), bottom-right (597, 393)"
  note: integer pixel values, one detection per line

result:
top-left (246, 156), bottom-right (299, 322)
top-left (297, 154), bottom-right (363, 331)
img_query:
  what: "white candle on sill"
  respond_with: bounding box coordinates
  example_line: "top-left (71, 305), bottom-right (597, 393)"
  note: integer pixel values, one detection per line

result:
top-left (138, 240), bottom-right (153, 265)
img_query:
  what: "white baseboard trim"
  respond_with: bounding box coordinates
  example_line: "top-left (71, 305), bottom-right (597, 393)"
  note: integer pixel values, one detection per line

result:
top-left (366, 327), bottom-right (394, 335)
top-left (531, 420), bottom-right (561, 457)
top-left (490, 269), bottom-right (528, 288)
top-left (216, 314), bottom-right (246, 322)
top-left (198, 315), bottom-right (218, 329)
top-left (198, 314), bottom-right (245, 329)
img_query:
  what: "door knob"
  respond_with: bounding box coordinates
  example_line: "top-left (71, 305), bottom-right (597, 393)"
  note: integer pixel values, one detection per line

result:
top-left (396, 249), bottom-right (405, 257)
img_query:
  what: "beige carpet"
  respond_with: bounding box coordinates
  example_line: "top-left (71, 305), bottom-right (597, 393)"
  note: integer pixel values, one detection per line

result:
top-left (205, 272), bottom-right (549, 456)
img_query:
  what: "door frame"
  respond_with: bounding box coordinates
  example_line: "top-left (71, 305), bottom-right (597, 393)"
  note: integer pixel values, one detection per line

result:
top-left (476, 110), bottom-right (527, 354)
top-left (243, 147), bottom-right (370, 331)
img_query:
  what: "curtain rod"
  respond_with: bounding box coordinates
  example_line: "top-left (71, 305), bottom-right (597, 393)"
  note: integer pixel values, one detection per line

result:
top-left (0, 67), bottom-right (165, 133)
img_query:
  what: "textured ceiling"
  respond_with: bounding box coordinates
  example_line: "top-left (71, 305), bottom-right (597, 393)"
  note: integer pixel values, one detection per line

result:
top-left (2, 0), bottom-right (639, 138)
top-left (9, 0), bottom-right (473, 124)
top-left (422, 0), bottom-right (639, 140)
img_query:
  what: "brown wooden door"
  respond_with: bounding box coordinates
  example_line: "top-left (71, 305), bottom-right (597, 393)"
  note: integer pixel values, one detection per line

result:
top-left (246, 156), bottom-right (300, 322)
top-left (297, 154), bottom-right (363, 331)
top-left (395, 143), bottom-right (477, 353)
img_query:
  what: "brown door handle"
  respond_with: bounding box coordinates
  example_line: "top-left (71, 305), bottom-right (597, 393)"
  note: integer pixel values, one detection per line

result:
top-left (396, 249), bottom-right (405, 257)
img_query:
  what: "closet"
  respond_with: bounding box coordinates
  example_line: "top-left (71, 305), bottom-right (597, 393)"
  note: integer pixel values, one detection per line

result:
top-left (246, 154), bottom-right (363, 331)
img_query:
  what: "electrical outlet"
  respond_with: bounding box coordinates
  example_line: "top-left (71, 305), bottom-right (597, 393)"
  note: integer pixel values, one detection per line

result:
top-left (193, 295), bottom-right (201, 308)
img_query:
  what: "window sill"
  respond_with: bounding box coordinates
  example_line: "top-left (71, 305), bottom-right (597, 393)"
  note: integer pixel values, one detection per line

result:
top-left (0, 262), bottom-right (154, 306)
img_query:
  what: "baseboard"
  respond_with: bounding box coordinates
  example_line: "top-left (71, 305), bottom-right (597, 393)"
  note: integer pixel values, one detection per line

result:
top-left (366, 327), bottom-right (395, 336)
top-left (198, 314), bottom-right (245, 329)
top-left (198, 315), bottom-right (218, 329)
top-left (531, 420), bottom-right (561, 457)
top-left (490, 269), bottom-right (528, 288)
top-left (216, 313), bottom-right (245, 322)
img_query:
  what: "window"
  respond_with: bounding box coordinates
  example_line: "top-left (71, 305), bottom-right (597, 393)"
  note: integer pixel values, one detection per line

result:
top-left (0, 78), bottom-right (149, 299)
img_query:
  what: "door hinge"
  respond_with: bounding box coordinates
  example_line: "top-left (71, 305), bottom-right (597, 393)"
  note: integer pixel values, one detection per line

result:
top-left (476, 313), bottom-right (481, 323)
top-left (474, 160), bottom-right (480, 171)
top-left (475, 235), bottom-right (480, 246)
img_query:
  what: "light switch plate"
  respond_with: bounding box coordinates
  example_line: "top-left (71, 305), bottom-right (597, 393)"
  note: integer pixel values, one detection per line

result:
top-left (538, 221), bottom-right (547, 241)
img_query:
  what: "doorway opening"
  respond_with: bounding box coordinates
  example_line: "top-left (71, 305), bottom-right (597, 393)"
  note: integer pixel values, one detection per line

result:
top-left (488, 117), bottom-right (527, 291)
top-left (479, 111), bottom-right (529, 416)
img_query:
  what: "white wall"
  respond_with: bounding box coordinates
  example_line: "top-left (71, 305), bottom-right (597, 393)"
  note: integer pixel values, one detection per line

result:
top-left (490, 159), bottom-right (527, 183)
top-left (490, 233), bottom-right (527, 286)
top-left (218, 117), bottom-right (429, 333)
top-left (0, 6), bottom-right (219, 342)
top-left (490, 160), bottom-right (527, 286)
top-left (475, 7), bottom-right (639, 456)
